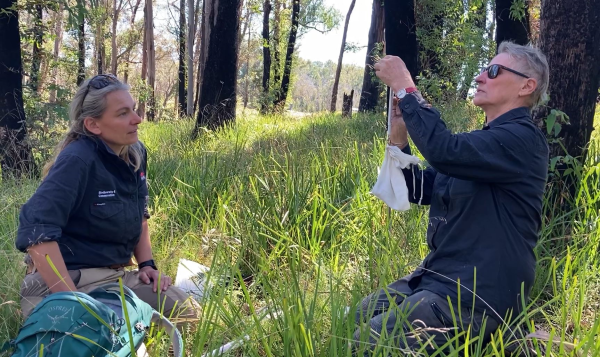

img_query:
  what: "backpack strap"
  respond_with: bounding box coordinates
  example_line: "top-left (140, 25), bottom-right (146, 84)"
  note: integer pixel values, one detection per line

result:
top-left (150, 311), bottom-right (183, 357)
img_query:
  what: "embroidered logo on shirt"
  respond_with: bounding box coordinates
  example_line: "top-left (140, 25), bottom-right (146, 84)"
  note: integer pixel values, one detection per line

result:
top-left (98, 190), bottom-right (116, 198)
top-left (140, 171), bottom-right (146, 181)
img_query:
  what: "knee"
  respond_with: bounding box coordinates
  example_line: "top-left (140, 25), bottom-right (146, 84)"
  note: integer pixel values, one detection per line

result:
top-left (163, 286), bottom-right (200, 320)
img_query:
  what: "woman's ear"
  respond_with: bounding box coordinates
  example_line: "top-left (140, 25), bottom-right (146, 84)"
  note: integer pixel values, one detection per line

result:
top-left (519, 77), bottom-right (537, 97)
top-left (83, 117), bottom-right (101, 135)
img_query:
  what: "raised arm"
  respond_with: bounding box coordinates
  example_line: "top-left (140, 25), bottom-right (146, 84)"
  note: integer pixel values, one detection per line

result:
top-left (400, 93), bottom-right (541, 183)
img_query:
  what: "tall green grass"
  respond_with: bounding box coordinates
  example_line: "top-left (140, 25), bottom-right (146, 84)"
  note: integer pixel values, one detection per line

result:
top-left (1, 105), bottom-right (599, 356)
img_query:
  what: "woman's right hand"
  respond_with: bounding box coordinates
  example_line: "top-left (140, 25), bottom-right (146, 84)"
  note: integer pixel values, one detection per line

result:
top-left (389, 96), bottom-right (409, 147)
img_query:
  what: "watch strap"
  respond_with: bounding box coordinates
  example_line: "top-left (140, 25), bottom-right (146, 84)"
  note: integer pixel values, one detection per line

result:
top-left (138, 259), bottom-right (158, 270)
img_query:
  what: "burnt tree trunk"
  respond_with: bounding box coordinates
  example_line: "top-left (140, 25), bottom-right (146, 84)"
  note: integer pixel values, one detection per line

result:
top-left (0, 0), bottom-right (36, 178)
top-left (359, 0), bottom-right (384, 113)
top-left (384, 0), bottom-right (419, 82)
top-left (272, 0), bottom-right (300, 111)
top-left (77, 0), bottom-right (86, 85)
top-left (342, 90), bottom-right (354, 118)
top-left (533, 0), bottom-right (600, 164)
top-left (29, 4), bottom-right (44, 94)
top-left (260, 0), bottom-right (271, 114)
top-left (495, 0), bottom-right (529, 49)
top-left (193, 0), bottom-right (242, 134)
top-left (178, 0), bottom-right (187, 116)
top-left (330, 0), bottom-right (356, 112)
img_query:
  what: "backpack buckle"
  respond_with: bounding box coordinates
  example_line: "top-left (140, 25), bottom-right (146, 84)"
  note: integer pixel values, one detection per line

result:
top-left (135, 322), bottom-right (145, 332)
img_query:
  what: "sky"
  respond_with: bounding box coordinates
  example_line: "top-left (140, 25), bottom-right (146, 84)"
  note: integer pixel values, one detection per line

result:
top-left (153, 0), bottom-right (372, 66)
top-left (297, 0), bottom-right (372, 66)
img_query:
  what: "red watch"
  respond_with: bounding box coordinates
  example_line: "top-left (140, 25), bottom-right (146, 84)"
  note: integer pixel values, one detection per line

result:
top-left (396, 87), bottom-right (417, 99)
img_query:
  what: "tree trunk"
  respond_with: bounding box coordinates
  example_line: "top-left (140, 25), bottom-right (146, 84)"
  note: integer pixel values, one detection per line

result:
top-left (96, 21), bottom-right (104, 75)
top-left (260, 0), bottom-right (272, 114)
top-left (137, 4), bottom-right (148, 120)
top-left (272, 0), bottom-right (300, 111)
top-left (330, 0), bottom-right (356, 112)
top-left (342, 89), bottom-right (354, 118)
top-left (110, 0), bottom-right (123, 75)
top-left (384, 0), bottom-right (419, 82)
top-left (495, 0), bottom-right (529, 50)
top-left (123, 0), bottom-right (142, 84)
top-left (179, 0), bottom-right (187, 116)
top-left (533, 0), bottom-right (600, 165)
top-left (196, 0), bottom-right (213, 111)
top-left (49, 3), bottom-right (64, 103)
top-left (244, 10), bottom-right (251, 109)
top-left (77, 0), bottom-right (86, 85)
top-left (145, 0), bottom-right (156, 121)
top-left (186, 0), bottom-right (195, 115)
top-left (272, 0), bottom-right (281, 86)
top-left (29, 4), bottom-right (44, 94)
top-left (193, 0), bottom-right (242, 134)
top-left (0, 0), bottom-right (35, 178)
top-left (359, 0), bottom-right (384, 113)
top-left (192, 0), bottom-right (202, 112)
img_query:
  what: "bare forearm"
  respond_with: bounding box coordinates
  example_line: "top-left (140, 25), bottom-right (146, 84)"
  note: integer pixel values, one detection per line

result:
top-left (28, 241), bottom-right (76, 293)
top-left (134, 220), bottom-right (153, 263)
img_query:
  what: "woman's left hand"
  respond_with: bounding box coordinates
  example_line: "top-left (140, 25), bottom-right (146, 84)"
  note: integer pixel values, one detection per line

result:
top-left (139, 266), bottom-right (172, 292)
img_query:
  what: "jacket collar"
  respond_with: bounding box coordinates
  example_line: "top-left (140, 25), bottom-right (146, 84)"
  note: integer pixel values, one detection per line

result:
top-left (484, 107), bottom-right (531, 129)
top-left (84, 135), bottom-right (120, 157)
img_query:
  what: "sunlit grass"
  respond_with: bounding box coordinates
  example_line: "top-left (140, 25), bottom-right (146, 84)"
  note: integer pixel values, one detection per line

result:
top-left (1, 107), bottom-right (599, 356)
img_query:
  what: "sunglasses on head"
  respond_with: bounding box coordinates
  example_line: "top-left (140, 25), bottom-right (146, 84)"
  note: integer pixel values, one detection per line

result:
top-left (82, 74), bottom-right (120, 102)
top-left (481, 64), bottom-right (530, 79)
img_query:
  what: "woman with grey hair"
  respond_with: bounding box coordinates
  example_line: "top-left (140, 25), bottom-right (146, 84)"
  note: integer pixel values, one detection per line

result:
top-left (16, 74), bottom-right (197, 321)
top-left (353, 42), bottom-right (550, 355)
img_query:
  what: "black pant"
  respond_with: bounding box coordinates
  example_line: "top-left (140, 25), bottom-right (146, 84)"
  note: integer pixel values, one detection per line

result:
top-left (353, 274), bottom-right (499, 356)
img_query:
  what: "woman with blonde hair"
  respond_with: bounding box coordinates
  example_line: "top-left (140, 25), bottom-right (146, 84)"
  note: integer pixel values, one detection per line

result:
top-left (17, 74), bottom-right (196, 321)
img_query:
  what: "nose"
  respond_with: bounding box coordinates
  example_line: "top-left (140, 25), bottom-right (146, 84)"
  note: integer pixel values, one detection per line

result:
top-left (475, 70), bottom-right (486, 84)
top-left (132, 111), bottom-right (142, 125)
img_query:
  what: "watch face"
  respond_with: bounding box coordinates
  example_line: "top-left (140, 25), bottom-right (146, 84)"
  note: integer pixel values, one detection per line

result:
top-left (397, 89), bottom-right (407, 98)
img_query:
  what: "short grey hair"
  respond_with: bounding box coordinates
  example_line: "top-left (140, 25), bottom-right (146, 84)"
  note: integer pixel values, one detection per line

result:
top-left (498, 41), bottom-right (549, 109)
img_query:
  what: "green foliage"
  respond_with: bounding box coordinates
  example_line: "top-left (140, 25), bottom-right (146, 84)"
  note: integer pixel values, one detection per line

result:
top-left (509, 0), bottom-right (528, 21)
top-left (298, 0), bottom-right (342, 36)
top-left (416, 0), bottom-right (494, 102)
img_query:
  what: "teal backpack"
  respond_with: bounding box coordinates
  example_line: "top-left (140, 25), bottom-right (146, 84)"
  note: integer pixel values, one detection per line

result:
top-left (3, 284), bottom-right (183, 357)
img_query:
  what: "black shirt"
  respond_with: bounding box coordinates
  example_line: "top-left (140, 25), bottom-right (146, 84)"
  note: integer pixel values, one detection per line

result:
top-left (399, 93), bottom-right (548, 323)
top-left (16, 136), bottom-right (150, 270)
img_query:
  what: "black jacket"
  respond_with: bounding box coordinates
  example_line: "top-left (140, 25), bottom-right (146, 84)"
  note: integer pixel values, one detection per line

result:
top-left (16, 136), bottom-right (150, 270)
top-left (399, 93), bottom-right (549, 323)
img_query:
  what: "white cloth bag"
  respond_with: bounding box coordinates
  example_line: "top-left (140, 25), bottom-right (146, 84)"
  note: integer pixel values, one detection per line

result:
top-left (371, 145), bottom-right (421, 211)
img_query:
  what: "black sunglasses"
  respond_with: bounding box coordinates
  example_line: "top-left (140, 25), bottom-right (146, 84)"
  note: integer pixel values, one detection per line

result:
top-left (481, 64), bottom-right (530, 79)
top-left (82, 74), bottom-right (120, 102)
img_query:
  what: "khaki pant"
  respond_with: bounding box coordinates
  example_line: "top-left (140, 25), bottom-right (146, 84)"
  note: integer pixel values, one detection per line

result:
top-left (20, 267), bottom-right (199, 323)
